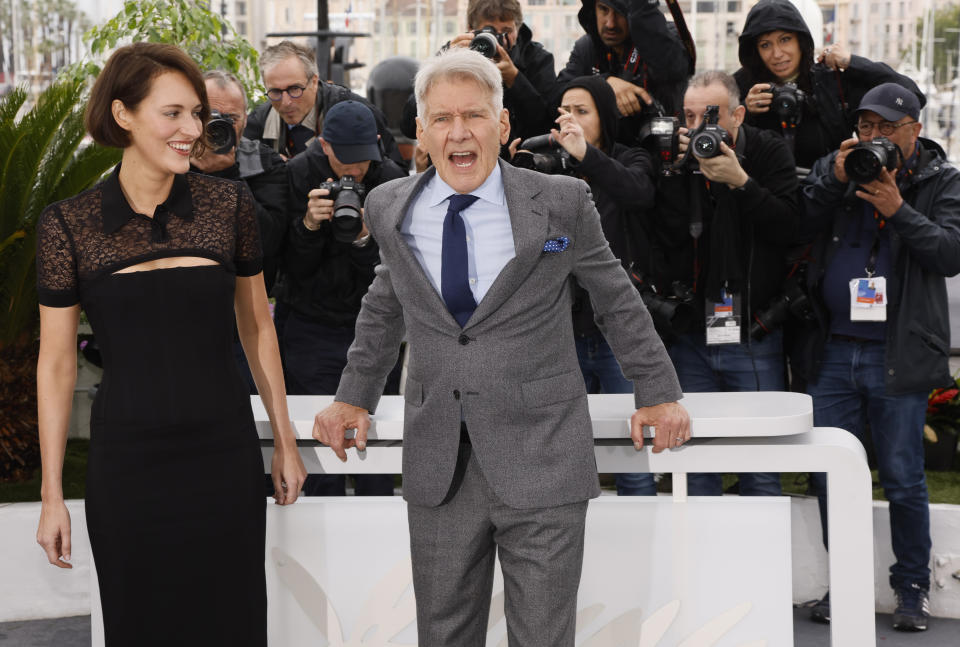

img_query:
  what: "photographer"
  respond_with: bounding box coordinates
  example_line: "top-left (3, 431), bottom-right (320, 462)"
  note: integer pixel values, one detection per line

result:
top-left (798, 83), bottom-right (960, 631)
top-left (244, 40), bottom-right (401, 164)
top-left (446, 0), bottom-right (559, 142)
top-left (542, 75), bottom-right (658, 495)
top-left (646, 71), bottom-right (801, 496)
top-left (281, 100), bottom-right (406, 496)
top-left (734, 0), bottom-right (923, 169)
top-left (558, 0), bottom-right (693, 143)
top-left (190, 70), bottom-right (289, 391)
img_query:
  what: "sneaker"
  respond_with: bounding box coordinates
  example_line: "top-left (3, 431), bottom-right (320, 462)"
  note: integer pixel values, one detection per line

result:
top-left (892, 584), bottom-right (930, 631)
top-left (809, 591), bottom-right (830, 624)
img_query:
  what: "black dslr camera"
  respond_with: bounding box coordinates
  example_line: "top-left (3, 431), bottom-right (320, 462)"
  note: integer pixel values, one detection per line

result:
top-left (628, 266), bottom-right (698, 336)
top-left (319, 175), bottom-right (367, 243)
top-left (844, 136), bottom-right (900, 184)
top-left (206, 110), bottom-right (237, 154)
top-left (688, 105), bottom-right (732, 159)
top-left (769, 82), bottom-right (806, 121)
top-left (750, 265), bottom-right (815, 341)
top-left (470, 26), bottom-right (509, 59)
top-left (513, 134), bottom-right (575, 175)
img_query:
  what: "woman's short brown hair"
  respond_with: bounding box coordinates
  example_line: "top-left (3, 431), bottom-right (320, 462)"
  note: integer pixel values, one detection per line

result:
top-left (85, 42), bottom-right (210, 152)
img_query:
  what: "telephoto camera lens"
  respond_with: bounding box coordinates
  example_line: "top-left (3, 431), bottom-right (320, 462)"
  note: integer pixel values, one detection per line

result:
top-left (770, 83), bottom-right (804, 120)
top-left (205, 110), bottom-right (237, 155)
top-left (844, 137), bottom-right (900, 184)
top-left (329, 175), bottom-right (366, 243)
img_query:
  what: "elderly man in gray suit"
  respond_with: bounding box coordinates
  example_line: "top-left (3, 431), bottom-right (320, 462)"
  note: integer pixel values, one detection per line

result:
top-left (313, 47), bottom-right (689, 646)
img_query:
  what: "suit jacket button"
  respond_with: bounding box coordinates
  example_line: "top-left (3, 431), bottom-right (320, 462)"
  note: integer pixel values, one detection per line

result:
top-left (453, 389), bottom-right (461, 400)
top-left (458, 334), bottom-right (470, 345)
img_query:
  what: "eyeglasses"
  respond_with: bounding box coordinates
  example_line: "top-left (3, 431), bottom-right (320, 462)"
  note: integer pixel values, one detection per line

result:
top-left (856, 119), bottom-right (917, 136)
top-left (266, 84), bottom-right (307, 101)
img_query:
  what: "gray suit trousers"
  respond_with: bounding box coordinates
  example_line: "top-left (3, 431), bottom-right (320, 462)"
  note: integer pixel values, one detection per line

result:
top-left (407, 438), bottom-right (588, 647)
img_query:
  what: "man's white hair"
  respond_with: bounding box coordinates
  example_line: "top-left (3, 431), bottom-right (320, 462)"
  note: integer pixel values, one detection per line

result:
top-left (414, 48), bottom-right (504, 126)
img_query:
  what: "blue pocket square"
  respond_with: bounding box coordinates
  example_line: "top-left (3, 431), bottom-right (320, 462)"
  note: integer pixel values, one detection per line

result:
top-left (543, 236), bottom-right (569, 253)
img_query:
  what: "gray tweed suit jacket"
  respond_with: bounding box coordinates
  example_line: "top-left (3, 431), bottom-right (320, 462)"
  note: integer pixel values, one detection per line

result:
top-left (335, 160), bottom-right (682, 509)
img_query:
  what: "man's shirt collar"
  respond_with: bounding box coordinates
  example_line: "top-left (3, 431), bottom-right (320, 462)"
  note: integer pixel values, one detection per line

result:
top-left (427, 162), bottom-right (505, 209)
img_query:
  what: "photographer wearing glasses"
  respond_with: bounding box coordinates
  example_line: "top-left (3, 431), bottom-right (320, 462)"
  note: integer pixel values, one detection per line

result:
top-left (244, 40), bottom-right (401, 163)
top-left (798, 82), bottom-right (960, 631)
top-left (644, 71), bottom-right (801, 497)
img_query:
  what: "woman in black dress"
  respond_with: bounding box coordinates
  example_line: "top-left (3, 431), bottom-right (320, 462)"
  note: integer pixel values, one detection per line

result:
top-left (34, 43), bottom-right (306, 645)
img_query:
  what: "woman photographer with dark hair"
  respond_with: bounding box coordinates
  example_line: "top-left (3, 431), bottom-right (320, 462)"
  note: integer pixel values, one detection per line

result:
top-left (734, 0), bottom-right (923, 169)
top-left (35, 42), bottom-right (305, 645)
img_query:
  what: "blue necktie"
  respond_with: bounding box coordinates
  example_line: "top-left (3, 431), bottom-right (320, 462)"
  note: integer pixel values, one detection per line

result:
top-left (441, 193), bottom-right (480, 327)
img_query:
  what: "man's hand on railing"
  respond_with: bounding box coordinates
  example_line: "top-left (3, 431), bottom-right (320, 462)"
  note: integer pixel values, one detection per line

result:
top-left (630, 401), bottom-right (691, 453)
top-left (312, 401), bottom-right (371, 461)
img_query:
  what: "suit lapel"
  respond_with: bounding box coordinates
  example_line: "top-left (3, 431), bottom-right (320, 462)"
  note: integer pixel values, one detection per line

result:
top-left (465, 162), bottom-right (548, 329)
top-left (384, 168), bottom-right (461, 326)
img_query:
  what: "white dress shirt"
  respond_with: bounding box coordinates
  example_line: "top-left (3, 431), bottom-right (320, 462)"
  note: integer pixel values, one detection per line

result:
top-left (400, 164), bottom-right (516, 305)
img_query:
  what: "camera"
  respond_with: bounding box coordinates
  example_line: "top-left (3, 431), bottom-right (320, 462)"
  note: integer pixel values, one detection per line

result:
top-left (470, 26), bottom-right (508, 59)
top-left (750, 268), bottom-right (815, 341)
top-left (636, 99), bottom-right (682, 175)
top-left (206, 110), bottom-right (237, 155)
top-left (769, 82), bottom-right (806, 121)
top-left (513, 134), bottom-right (575, 175)
top-left (688, 105), bottom-right (732, 159)
top-left (318, 175), bottom-right (367, 243)
top-left (844, 136), bottom-right (900, 184)
top-left (628, 266), bottom-right (698, 335)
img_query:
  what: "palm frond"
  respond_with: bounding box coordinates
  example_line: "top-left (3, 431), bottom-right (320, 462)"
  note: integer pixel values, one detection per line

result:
top-left (53, 144), bottom-right (120, 205)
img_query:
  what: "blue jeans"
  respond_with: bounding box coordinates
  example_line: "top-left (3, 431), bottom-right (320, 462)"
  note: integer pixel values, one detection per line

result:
top-left (807, 339), bottom-right (931, 590)
top-left (666, 330), bottom-right (785, 496)
top-left (575, 332), bottom-right (657, 496)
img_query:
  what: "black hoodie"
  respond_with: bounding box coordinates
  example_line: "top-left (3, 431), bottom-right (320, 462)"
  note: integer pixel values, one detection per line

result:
top-left (733, 0), bottom-right (925, 168)
top-left (561, 76), bottom-right (657, 336)
top-left (558, 0), bottom-right (693, 143)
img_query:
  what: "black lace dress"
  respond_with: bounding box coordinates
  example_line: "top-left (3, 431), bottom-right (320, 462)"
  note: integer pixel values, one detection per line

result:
top-left (37, 167), bottom-right (267, 645)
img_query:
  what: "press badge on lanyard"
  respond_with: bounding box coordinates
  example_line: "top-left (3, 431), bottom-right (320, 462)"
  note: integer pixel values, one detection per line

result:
top-left (850, 213), bottom-right (887, 322)
top-left (849, 276), bottom-right (886, 321)
top-left (706, 288), bottom-right (742, 345)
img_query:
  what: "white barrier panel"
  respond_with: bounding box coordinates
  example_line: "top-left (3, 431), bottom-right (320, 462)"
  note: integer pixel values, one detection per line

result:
top-left (264, 497), bottom-right (793, 646)
top-left (83, 392), bottom-right (878, 646)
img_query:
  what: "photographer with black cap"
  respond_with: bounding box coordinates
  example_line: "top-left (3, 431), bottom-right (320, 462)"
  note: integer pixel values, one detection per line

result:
top-left (798, 82), bottom-right (960, 631)
top-left (645, 71), bottom-right (801, 497)
top-left (281, 100), bottom-right (406, 496)
top-left (527, 75), bottom-right (658, 495)
top-left (557, 0), bottom-right (694, 145)
top-left (734, 0), bottom-right (923, 170)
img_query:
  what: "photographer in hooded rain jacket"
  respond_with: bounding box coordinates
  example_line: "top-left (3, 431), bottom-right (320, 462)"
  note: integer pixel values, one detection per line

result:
top-left (544, 75), bottom-right (659, 495)
top-left (734, 0), bottom-right (924, 170)
top-left (558, 0), bottom-right (694, 144)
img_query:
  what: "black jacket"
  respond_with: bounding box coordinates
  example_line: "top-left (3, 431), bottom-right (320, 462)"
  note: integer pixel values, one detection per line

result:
top-left (244, 80), bottom-right (403, 165)
top-left (733, 0), bottom-right (924, 169)
top-left (503, 23), bottom-right (561, 141)
top-left (279, 143), bottom-right (407, 327)
top-left (562, 76), bottom-right (657, 336)
top-left (798, 138), bottom-right (960, 393)
top-left (558, 0), bottom-right (693, 142)
top-left (190, 137), bottom-right (288, 293)
top-left (646, 123), bottom-right (801, 337)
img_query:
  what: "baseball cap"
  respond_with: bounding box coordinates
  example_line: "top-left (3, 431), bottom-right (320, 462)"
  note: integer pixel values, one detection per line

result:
top-left (320, 100), bottom-right (381, 163)
top-left (856, 83), bottom-right (921, 122)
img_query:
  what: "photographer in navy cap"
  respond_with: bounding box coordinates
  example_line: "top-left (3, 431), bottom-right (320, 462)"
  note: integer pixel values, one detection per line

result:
top-left (798, 82), bottom-right (960, 630)
top-left (280, 100), bottom-right (406, 496)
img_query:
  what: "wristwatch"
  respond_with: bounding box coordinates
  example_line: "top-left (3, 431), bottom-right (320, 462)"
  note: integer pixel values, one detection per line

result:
top-left (352, 233), bottom-right (372, 248)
